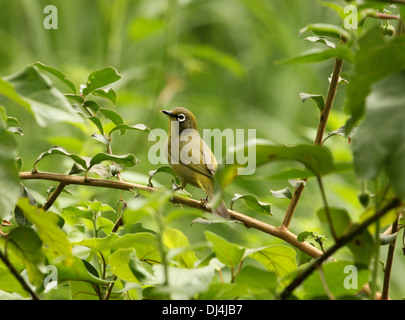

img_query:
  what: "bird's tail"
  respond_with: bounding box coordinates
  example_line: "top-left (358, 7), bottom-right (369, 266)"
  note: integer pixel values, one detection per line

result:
top-left (203, 184), bottom-right (230, 219)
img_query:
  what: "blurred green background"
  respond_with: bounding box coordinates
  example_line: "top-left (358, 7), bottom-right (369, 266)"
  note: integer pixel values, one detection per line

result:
top-left (0, 0), bottom-right (403, 299)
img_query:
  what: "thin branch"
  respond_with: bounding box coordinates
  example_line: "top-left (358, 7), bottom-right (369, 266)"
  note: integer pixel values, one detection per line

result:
top-left (19, 171), bottom-right (324, 259)
top-left (0, 249), bottom-right (41, 300)
top-left (381, 214), bottom-right (400, 300)
top-left (279, 197), bottom-right (401, 300)
top-left (282, 58), bottom-right (344, 229)
top-left (42, 182), bottom-right (67, 211)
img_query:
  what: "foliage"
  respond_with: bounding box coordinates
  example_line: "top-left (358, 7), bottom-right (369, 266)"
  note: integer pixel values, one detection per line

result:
top-left (0, 0), bottom-right (404, 300)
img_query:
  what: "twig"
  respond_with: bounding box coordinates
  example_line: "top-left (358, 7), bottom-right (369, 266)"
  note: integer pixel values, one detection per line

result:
top-left (42, 182), bottom-right (67, 211)
top-left (282, 58), bottom-right (344, 229)
top-left (279, 197), bottom-right (401, 300)
top-left (381, 214), bottom-right (400, 300)
top-left (19, 171), bottom-right (323, 259)
top-left (0, 249), bottom-right (41, 300)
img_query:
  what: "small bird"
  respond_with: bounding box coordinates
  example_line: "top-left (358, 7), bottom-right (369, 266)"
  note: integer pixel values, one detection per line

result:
top-left (161, 107), bottom-right (230, 218)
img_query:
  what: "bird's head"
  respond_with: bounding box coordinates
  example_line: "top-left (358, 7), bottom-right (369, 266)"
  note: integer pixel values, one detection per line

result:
top-left (161, 107), bottom-right (198, 132)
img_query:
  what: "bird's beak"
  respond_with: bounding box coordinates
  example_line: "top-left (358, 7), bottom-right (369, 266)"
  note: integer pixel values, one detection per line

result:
top-left (161, 110), bottom-right (176, 118)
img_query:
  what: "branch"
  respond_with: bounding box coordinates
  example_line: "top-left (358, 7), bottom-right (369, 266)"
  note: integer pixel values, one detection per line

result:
top-left (0, 249), bottom-right (41, 300)
top-left (280, 197), bottom-right (401, 300)
top-left (282, 58), bottom-right (344, 229)
top-left (19, 171), bottom-right (323, 259)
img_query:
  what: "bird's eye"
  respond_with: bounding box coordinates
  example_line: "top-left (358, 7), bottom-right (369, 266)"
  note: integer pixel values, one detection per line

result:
top-left (177, 113), bottom-right (186, 122)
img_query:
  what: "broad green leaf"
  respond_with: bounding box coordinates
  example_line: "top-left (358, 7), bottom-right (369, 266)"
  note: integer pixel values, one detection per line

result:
top-left (299, 92), bottom-right (325, 112)
top-left (73, 233), bottom-right (120, 260)
top-left (99, 108), bottom-right (123, 125)
top-left (299, 23), bottom-right (351, 42)
top-left (70, 281), bottom-right (100, 300)
top-left (33, 146), bottom-right (88, 171)
top-left (54, 256), bottom-right (108, 285)
top-left (235, 265), bottom-right (277, 292)
top-left (91, 88), bottom-right (117, 104)
top-left (351, 71), bottom-right (405, 199)
top-left (317, 207), bottom-right (352, 238)
top-left (81, 67), bottom-right (121, 97)
top-left (62, 206), bottom-right (94, 220)
top-left (7, 226), bottom-right (45, 285)
top-left (205, 231), bottom-right (245, 268)
top-left (302, 261), bottom-right (369, 299)
top-left (278, 47), bottom-right (353, 64)
top-left (88, 116), bottom-right (104, 135)
top-left (33, 62), bottom-right (76, 93)
top-left (304, 36), bottom-right (336, 48)
top-left (148, 165), bottom-right (179, 187)
top-left (162, 227), bottom-right (198, 268)
top-left (245, 245), bottom-right (297, 278)
top-left (86, 200), bottom-right (115, 213)
top-left (109, 248), bottom-right (153, 283)
top-left (108, 123), bottom-right (151, 137)
top-left (197, 282), bottom-right (255, 300)
top-left (150, 264), bottom-right (216, 300)
top-left (3, 66), bottom-right (82, 126)
top-left (230, 193), bottom-right (272, 215)
top-left (0, 77), bottom-right (31, 111)
top-left (344, 29), bottom-right (405, 132)
top-left (0, 266), bottom-right (29, 298)
top-left (88, 153), bottom-right (138, 171)
top-left (0, 119), bottom-right (20, 219)
top-left (17, 198), bottom-right (73, 264)
top-left (111, 232), bottom-right (161, 265)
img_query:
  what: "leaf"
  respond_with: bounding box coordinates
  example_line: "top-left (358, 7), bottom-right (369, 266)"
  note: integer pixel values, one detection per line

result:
top-left (148, 165), bottom-right (179, 187)
top-left (16, 198), bottom-right (73, 264)
top-left (3, 66), bottom-right (82, 127)
top-left (299, 23), bottom-right (351, 42)
top-left (33, 62), bottom-right (76, 93)
top-left (245, 245), bottom-right (297, 278)
top-left (323, 125), bottom-right (356, 144)
top-left (304, 36), bottom-right (336, 48)
top-left (230, 193), bottom-right (272, 215)
top-left (108, 123), bottom-right (151, 137)
top-left (205, 231), bottom-right (245, 268)
top-left (33, 146), bottom-right (88, 172)
top-left (317, 207), bottom-right (352, 238)
top-left (302, 261), bottom-right (369, 299)
top-left (91, 88), bottom-right (117, 104)
top-left (81, 67), bottom-right (121, 97)
top-left (91, 133), bottom-right (110, 145)
top-left (299, 92), bottom-right (325, 112)
top-left (88, 153), bottom-right (138, 171)
top-left (162, 227), bottom-right (198, 268)
top-left (270, 187), bottom-right (292, 199)
top-left (99, 108), bottom-right (123, 126)
top-left (344, 29), bottom-right (405, 132)
top-left (277, 47), bottom-right (353, 64)
top-left (0, 119), bottom-right (20, 219)
top-left (351, 71), bottom-right (405, 199)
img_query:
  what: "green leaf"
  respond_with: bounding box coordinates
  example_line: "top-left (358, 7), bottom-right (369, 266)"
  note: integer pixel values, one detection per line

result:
top-left (278, 47), bottom-right (353, 64)
top-left (91, 133), bottom-right (110, 145)
top-left (299, 92), bottom-right (325, 112)
top-left (16, 198), bottom-right (73, 264)
top-left (317, 207), bottom-right (352, 238)
top-left (91, 88), bottom-right (117, 104)
top-left (0, 120), bottom-right (20, 219)
top-left (99, 108), bottom-right (123, 126)
top-left (88, 116), bottom-right (104, 135)
top-left (33, 146), bottom-right (88, 171)
top-left (270, 187), bottom-right (292, 199)
top-left (72, 233), bottom-right (119, 260)
top-left (163, 227), bottom-right (198, 268)
top-left (323, 125), bottom-right (355, 144)
top-left (245, 245), bottom-right (297, 278)
top-left (344, 29), bottom-right (405, 132)
top-left (109, 248), bottom-right (153, 283)
top-left (3, 66), bottom-right (82, 127)
top-left (205, 231), bottom-right (245, 268)
top-left (351, 71), bottom-right (405, 199)
top-left (81, 67), bottom-right (121, 97)
top-left (88, 153), bottom-right (138, 171)
top-left (108, 123), bottom-right (151, 137)
top-left (33, 62), bottom-right (76, 93)
top-left (230, 193), bottom-right (272, 215)
top-left (302, 261), bottom-right (369, 299)
top-left (148, 165), bottom-right (179, 187)
top-left (299, 23), bottom-right (351, 42)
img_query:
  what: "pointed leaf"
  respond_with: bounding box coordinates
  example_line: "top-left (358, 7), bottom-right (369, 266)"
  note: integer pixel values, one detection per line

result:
top-left (81, 67), bottom-right (121, 97)
top-left (230, 193), bottom-right (272, 215)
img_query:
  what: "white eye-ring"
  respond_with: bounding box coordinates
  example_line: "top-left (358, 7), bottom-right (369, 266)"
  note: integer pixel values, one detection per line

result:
top-left (177, 113), bottom-right (186, 122)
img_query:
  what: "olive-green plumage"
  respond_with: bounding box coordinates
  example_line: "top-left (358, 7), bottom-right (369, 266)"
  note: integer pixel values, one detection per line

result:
top-left (161, 107), bottom-right (230, 218)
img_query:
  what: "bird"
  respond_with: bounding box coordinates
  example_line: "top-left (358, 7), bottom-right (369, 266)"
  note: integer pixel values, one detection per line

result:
top-left (161, 107), bottom-right (230, 218)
